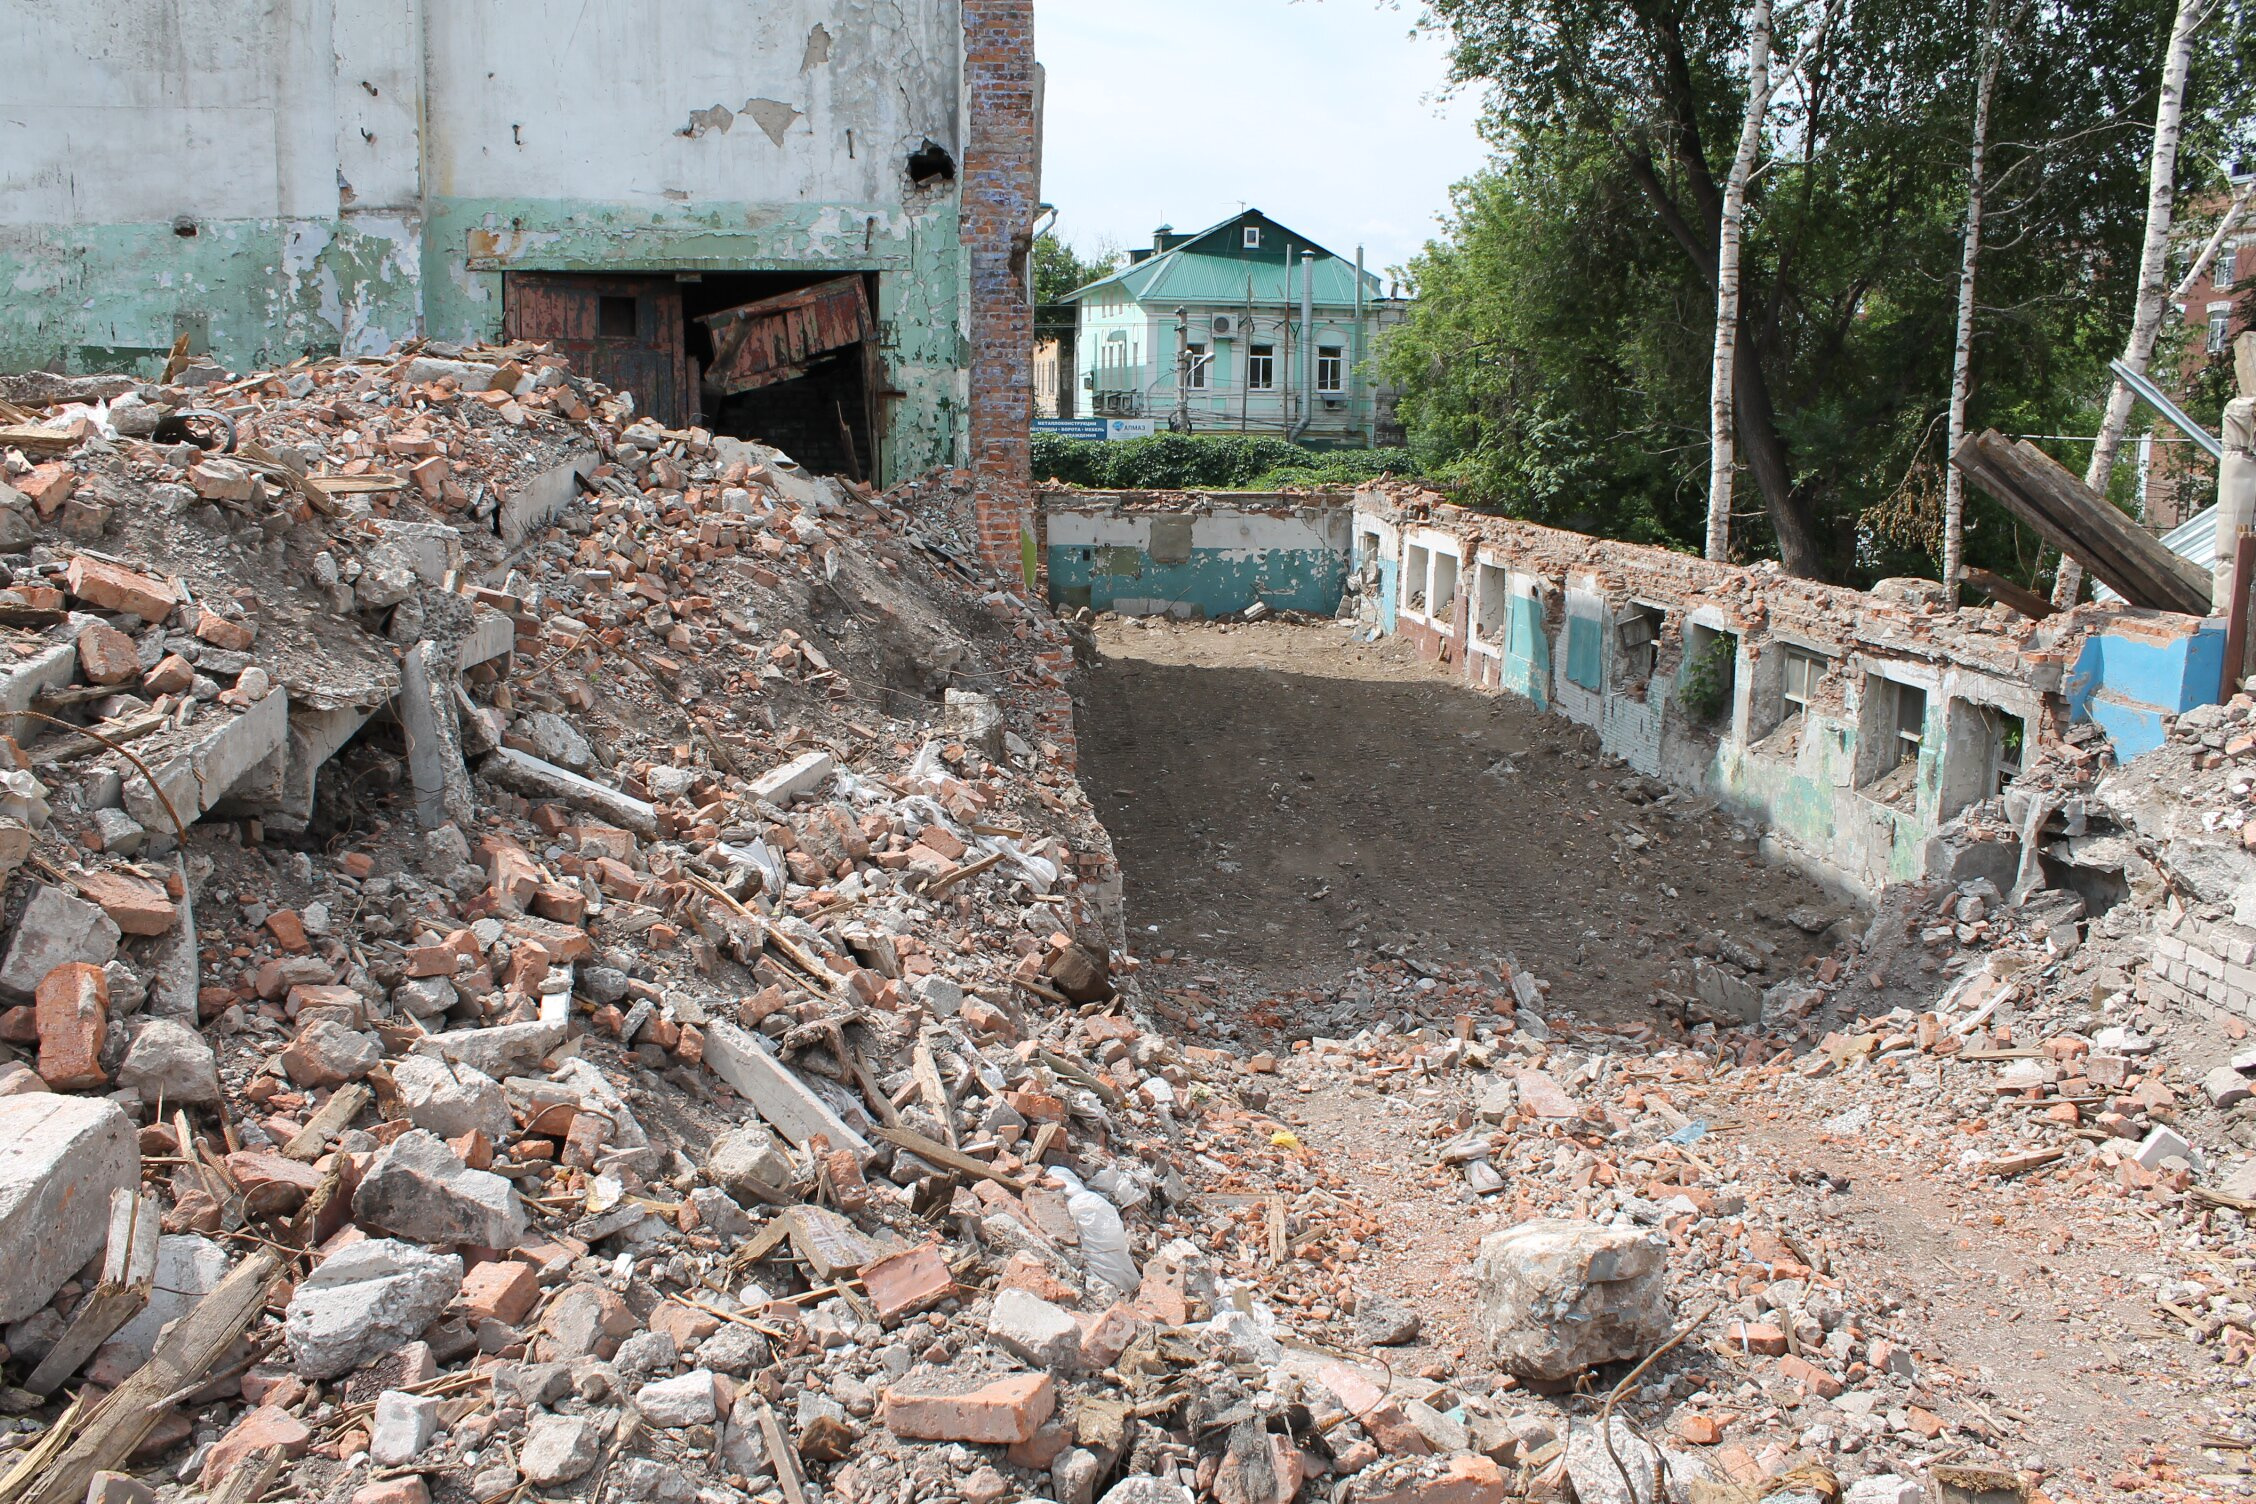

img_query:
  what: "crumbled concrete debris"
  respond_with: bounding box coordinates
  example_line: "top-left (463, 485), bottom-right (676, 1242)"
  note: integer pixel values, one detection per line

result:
top-left (4, 342), bottom-right (2237, 1504)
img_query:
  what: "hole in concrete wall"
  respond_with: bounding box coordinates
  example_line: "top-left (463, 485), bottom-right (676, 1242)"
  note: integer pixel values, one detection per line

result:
top-left (1431, 552), bottom-right (1460, 629)
top-left (1404, 543), bottom-right (1431, 614)
top-left (1473, 562), bottom-right (1508, 647)
top-left (1858, 675), bottom-right (1926, 802)
top-left (1617, 605), bottom-right (1664, 687)
top-left (505, 271), bottom-right (883, 478)
top-left (1679, 622), bottom-right (1737, 727)
top-left (907, 140), bottom-right (957, 184)
top-left (1753, 644), bottom-right (1828, 749)
top-left (1939, 701), bottom-right (2027, 819)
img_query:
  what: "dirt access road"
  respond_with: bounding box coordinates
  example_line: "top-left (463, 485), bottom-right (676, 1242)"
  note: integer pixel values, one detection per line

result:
top-left (1075, 618), bottom-right (2231, 1499)
top-left (1077, 617), bottom-right (1845, 1018)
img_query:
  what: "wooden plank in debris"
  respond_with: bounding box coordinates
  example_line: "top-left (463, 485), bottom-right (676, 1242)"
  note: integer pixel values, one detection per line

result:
top-left (874, 1125), bottom-right (1030, 1192)
top-left (1963, 568), bottom-right (2055, 620)
top-left (0, 424), bottom-right (79, 454)
top-left (1950, 430), bottom-right (2212, 614)
top-left (24, 1190), bottom-right (158, 1396)
top-left (697, 278), bottom-right (875, 397)
top-left (786, 1206), bottom-right (882, 1279)
top-left (16, 1250), bottom-right (279, 1504)
top-left (281, 1082), bottom-right (370, 1161)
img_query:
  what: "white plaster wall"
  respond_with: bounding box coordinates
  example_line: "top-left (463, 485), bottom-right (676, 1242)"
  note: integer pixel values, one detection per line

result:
top-left (1, 0), bottom-right (964, 227)
top-left (2, 0), bottom-right (341, 225)
top-left (424, 1), bottom-right (961, 206)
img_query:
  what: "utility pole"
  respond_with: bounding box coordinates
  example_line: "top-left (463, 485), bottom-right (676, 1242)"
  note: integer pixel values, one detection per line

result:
top-left (1174, 306), bottom-right (1191, 432)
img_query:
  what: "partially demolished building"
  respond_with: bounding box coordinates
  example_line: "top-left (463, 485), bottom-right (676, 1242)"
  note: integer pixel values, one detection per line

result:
top-left (0, 0), bottom-right (1042, 503)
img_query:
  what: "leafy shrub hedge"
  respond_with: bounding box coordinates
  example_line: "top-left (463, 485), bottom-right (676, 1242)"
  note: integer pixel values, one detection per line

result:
top-left (1032, 432), bottom-right (1421, 492)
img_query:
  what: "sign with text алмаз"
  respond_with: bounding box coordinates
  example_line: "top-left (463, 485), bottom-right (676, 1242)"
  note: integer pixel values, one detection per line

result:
top-left (1035, 419), bottom-right (1159, 442)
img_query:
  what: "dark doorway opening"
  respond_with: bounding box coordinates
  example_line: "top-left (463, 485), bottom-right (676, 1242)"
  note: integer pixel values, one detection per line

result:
top-left (502, 270), bottom-right (882, 479)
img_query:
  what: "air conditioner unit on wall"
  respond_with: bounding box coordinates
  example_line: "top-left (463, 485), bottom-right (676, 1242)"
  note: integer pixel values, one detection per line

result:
top-left (1211, 314), bottom-right (1238, 338)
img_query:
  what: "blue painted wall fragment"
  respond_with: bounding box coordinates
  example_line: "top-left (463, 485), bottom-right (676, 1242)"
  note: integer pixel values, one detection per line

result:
top-left (1043, 498), bottom-right (1354, 618)
top-left (2065, 618), bottom-right (2227, 761)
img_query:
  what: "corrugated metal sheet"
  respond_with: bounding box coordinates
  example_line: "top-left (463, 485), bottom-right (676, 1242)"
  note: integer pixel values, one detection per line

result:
top-left (2093, 504), bottom-right (2216, 603)
top-left (698, 277), bottom-right (874, 396)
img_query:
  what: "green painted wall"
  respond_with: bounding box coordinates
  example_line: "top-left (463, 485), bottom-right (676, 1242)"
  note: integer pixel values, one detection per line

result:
top-left (0, 196), bottom-right (968, 484)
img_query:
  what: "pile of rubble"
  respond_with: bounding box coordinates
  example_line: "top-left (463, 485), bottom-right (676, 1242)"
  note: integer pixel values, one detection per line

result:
top-left (7, 339), bottom-right (2252, 1504)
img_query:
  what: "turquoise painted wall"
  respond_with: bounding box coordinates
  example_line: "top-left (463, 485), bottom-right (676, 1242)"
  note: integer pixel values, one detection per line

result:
top-left (2065, 620), bottom-right (2227, 761)
top-left (0, 195), bottom-right (968, 484)
top-left (1047, 542), bottom-right (1345, 616)
top-left (1499, 594), bottom-right (1551, 711)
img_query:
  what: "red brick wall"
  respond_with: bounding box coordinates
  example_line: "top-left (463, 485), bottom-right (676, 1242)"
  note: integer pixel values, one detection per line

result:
top-left (961, 0), bottom-right (1039, 585)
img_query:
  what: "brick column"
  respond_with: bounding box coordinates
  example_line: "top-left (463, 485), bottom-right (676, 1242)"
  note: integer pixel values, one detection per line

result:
top-left (961, 0), bottom-right (1038, 586)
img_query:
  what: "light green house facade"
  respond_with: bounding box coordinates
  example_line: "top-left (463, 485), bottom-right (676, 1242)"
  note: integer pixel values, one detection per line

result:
top-left (1065, 211), bottom-right (1408, 445)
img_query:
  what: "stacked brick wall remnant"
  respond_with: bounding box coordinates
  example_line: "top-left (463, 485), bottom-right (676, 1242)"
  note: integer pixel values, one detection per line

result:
top-left (961, 0), bottom-right (1040, 586)
top-left (2148, 908), bottom-right (2256, 1023)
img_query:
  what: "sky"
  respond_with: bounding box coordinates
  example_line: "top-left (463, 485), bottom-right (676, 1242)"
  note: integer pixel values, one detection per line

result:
top-left (1034, 0), bottom-right (1493, 281)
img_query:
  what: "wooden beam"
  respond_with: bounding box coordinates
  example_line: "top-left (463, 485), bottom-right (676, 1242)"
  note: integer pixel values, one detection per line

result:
top-left (1963, 568), bottom-right (2055, 620)
top-left (10, 1251), bottom-right (279, 1504)
top-left (1951, 430), bottom-right (2212, 615)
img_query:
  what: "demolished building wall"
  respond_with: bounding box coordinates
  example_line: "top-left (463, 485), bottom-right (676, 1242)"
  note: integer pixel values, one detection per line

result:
top-left (0, 0), bottom-right (1017, 488)
top-left (1039, 491), bottom-right (1354, 618)
top-left (1354, 486), bottom-right (2227, 898)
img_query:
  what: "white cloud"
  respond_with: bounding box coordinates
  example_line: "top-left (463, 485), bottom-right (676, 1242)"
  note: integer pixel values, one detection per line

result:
top-left (1035, 0), bottom-right (1490, 279)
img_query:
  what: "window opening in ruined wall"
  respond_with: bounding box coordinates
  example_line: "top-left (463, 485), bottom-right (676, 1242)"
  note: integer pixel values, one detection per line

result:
top-left (1431, 551), bottom-right (1460, 631)
top-left (1858, 675), bottom-right (1927, 807)
top-left (1404, 543), bottom-right (1431, 615)
top-left (1616, 606), bottom-right (1664, 691)
top-left (1472, 562), bottom-right (1509, 651)
top-left (1678, 623), bottom-right (1737, 728)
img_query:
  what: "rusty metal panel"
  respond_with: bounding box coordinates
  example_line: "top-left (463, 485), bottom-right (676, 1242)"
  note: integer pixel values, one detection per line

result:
top-left (503, 274), bottom-right (690, 427)
top-left (697, 277), bottom-right (874, 396)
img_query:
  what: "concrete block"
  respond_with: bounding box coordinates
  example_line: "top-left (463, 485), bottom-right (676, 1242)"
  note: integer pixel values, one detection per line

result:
top-left (481, 748), bottom-right (657, 837)
top-left (498, 450), bottom-right (597, 544)
top-left (398, 642), bottom-right (474, 830)
top-left (0, 625), bottom-right (88, 741)
top-left (701, 1019), bottom-right (872, 1156)
top-left (2134, 1125), bottom-right (2193, 1170)
top-left (456, 608), bottom-right (515, 670)
top-left (0, 884), bottom-right (121, 999)
top-left (123, 689), bottom-right (289, 834)
top-left (367, 520), bottom-right (464, 586)
top-left (0, 1094), bottom-right (137, 1323)
top-left (749, 751), bottom-right (834, 806)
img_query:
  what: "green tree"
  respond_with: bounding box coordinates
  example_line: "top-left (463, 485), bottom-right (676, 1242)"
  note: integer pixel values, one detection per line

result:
top-left (1389, 0), bottom-right (2253, 584)
top-left (1033, 232), bottom-right (1121, 305)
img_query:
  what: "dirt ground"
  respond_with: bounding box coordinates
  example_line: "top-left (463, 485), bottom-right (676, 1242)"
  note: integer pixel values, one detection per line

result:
top-left (1075, 617), bottom-right (2238, 1500)
top-left (1077, 618), bottom-right (1848, 1018)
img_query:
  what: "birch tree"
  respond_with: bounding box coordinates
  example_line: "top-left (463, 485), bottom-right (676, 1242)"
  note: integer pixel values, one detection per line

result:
top-left (1940, 0), bottom-right (2023, 589)
top-left (2053, 0), bottom-right (2219, 606)
top-left (1706, 0), bottom-right (1843, 564)
top-left (2172, 173), bottom-right (2256, 304)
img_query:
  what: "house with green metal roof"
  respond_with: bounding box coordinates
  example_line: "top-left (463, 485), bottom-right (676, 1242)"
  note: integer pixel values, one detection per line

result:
top-left (1060, 210), bottom-right (1409, 444)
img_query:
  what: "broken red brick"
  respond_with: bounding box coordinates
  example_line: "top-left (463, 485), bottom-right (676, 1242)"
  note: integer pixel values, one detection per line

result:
top-left (265, 909), bottom-right (310, 952)
top-left (1316, 1363), bottom-right (1432, 1457)
top-left (1724, 1321), bottom-right (1788, 1356)
top-left (880, 1371), bottom-right (1055, 1445)
top-left (861, 1242), bottom-right (956, 1323)
top-left (1357, 1455), bottom-right (1506, 1504)
top-left (75, 624), bottom-right (141, 686)
top-left (459, 1259), bottom-right (541, 1325)
top-left (35, 961), bottom-right (109, 1089)
top-left (65, 555), bottom-right (177, 623)
top-left (141, 653), bottom-right (193, 695)
top-left (199, 1406), bottom-right (312, 1489)
top-left (71, 869), bottom-right (177, 936)
top-left (193, 606), bottom-right (257, 651)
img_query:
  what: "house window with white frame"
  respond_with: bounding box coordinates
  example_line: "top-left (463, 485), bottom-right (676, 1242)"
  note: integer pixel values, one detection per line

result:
top-left (1248, 344), bottom-right (1276, 390)
top-left (1317, 346), bottom-right (1345, 393)
top-left (1244, 227), bottom-right (1262, 249)
top-left (2212, 304), bottom-right (2234, 354)
top-left (2217, 245), bottom-right (2237, 289)
top-left (1186, 342), bottom-right (1209, 389)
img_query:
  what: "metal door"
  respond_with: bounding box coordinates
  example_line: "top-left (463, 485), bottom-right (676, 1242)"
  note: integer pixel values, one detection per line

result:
top-left (502, 274), bottom-right (691, 427)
